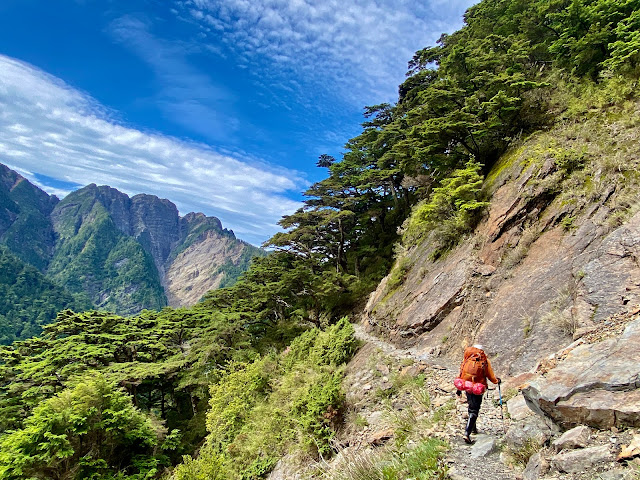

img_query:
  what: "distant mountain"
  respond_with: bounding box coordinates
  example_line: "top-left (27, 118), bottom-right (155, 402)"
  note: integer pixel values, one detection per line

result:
top-left (0, 163), bottom-right (58, 270)
top-left (0, 246), bottom-right (91, 344)
top-left (49, 183), bottom-right (263, 311)
top-left (48, 185), bottom-right (167, 315)
top-left (0, 163), bottom-right (264, 337)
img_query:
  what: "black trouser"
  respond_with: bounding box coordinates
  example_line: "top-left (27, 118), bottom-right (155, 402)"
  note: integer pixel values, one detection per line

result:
top-left (465, 392), bottom-right (483, 435)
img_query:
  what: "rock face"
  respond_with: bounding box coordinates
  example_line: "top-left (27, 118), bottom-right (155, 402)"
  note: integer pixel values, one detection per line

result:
top-left (552, 425), bottom-right (591, 451)
top-left (507, 395), bottom-right (535, 421)
top-left (551, 444), bottom-right (612, 473)
top-left (165, 227), bottom-right (246, 306)
top-left (130, 194), bottom-right (181, 276)
top-left (522, 318), bottom-right (640, 429)
top-left (362, 119), bottom-right (640, 376)
top-left (523, 452), bottom-right (549, 480)
top-left (505, 414), bottom-right (558, 449)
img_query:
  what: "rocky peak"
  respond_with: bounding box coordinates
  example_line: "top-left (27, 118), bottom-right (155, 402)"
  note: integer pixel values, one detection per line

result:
top-left (130, 193), bottom-right (180, 273)
top-left (90, 184), bottom-right (132, 235)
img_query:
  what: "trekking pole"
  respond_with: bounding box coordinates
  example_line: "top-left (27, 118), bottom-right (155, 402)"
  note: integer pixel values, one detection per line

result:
top-left (498, 382), bottom-right (506, 434)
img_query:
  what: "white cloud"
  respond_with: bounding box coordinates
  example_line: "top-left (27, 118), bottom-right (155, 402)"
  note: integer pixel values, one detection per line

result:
top-left (108, 15), bottom-right (240, 140)
top-left (181, 0), bottom-right (477, 106)
top-left (0, 54), bottom-right (303, 245)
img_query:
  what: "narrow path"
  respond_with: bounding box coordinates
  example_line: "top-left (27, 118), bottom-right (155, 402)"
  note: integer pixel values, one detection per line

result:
top-left (353, 323), bottom-right (518, 480)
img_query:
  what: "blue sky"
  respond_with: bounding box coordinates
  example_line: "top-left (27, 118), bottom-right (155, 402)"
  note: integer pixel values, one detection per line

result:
top-left (0, 0), bottom-right (476, 245)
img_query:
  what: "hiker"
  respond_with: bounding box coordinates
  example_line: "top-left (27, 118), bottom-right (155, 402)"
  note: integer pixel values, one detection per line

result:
top-left (455, 344), bottom-right (500, 444)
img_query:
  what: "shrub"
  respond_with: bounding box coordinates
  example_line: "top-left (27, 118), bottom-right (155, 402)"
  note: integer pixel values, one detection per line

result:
top-left (403, 160), bottom-right (489, 258)
top-left (174, 319), bottom-right (358, 479)
top-left (0, 376), bottom-right (161, 480)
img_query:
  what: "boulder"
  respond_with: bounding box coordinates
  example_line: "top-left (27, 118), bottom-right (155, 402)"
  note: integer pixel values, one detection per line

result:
top-left (522, 318), bottom-right (640, 428)
top-left (523, 452), bottom-right (549, 480)
top-left (507, 395), bottom-right (534, 421)
top-left (597, 471), bottom-right (634, 480)
top-left (506, 414), bottom-right (558, 449)
top-left (554, 389), bottom-right (640, 429)
top-left (552, 425), bottom-right (591, 451)
top-left (470, 435), bottom-right (497, 458)
top-left (551, 444), bottom-right (612, 473)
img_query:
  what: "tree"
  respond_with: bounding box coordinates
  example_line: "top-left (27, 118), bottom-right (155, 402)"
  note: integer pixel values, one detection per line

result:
top-left (0, 376), bottom-right (161, 480)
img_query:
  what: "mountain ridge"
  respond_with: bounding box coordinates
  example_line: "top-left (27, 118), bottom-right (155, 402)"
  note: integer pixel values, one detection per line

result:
top-left (0, 162), bottom-right (263, 339)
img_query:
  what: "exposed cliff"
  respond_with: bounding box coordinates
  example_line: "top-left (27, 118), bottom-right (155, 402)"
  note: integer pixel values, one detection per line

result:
top-left (165, 212), bottom-right (263, 306)
top-left (362, 101), bottom-right (640, 377)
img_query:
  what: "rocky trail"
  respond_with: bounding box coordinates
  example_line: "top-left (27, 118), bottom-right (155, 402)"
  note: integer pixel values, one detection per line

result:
top-left (351, 324), bottom-right (518, 480)
top-left (346, 322), bottom-right (640, 480)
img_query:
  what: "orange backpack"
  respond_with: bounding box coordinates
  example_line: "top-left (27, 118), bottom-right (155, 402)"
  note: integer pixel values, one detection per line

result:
top-left (460, 348), bottom-right (487, 383)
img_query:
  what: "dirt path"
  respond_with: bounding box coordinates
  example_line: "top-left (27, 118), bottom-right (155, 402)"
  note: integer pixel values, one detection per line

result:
top-left (352, 324), bottom-right (519, 480)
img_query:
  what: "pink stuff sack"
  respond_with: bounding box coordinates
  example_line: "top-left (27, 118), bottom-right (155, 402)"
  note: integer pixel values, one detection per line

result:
top-left (454, 377), bottom-right (487, 395)
top-left (472, 382), bottom-right (487, 395)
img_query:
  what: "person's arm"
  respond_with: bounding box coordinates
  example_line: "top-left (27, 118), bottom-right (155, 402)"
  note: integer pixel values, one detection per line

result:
top-left (485, 357), bottom-right (500, 384)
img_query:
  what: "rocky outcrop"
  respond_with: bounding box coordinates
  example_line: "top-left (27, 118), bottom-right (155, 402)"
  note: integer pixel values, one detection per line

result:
top-left (165, 229), bottom-right (246, 307)
top-left (522, 317), bottom-right (640, 429)
top-left (130, 194), bottom-right (180, 275)
top-left (552, 425), bottom-right (592, 450)
top-left (362, 116), bottom-right (640, 375)
top-left (551, 444), bottom-right (613, 473)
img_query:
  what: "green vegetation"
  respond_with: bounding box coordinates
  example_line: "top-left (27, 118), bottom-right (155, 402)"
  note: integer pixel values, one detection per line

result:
top-left (2, 0), bottom-right (640, 478)
top-left (0, 376), bottom-right (168, 480)
top-left (403, 160), bottom-right (490, 259)
top-left (0, 165), bottom-right (58, 271)
top-left (172, 319), bottom-right (357, 480)
top-left (214, 243), bottom-right (266, 289)
top-left (48, 192), bottom-right (167, 315)
top-left (0, 247), bottom-right (90, 344)
top-left (323, 438), bottom-right (448, 480)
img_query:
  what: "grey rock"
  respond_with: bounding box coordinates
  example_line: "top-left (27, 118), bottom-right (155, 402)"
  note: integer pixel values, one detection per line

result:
top-left (597, 469), bottom-right (633, 480)
top-left (507, 395), bottom-right (535, 421)
top-left (523, 452), bottom-right (549, 480)
top-left (552, 425), bottom-right (591, 451)
top-left (506, 414), bottom-right (558, 449)
top-left (470, 435), bottom-right (497, 458)
top-left (551, 444), bottom-right (612, 473)
top-left (523, 318), bottom-right (640, 428)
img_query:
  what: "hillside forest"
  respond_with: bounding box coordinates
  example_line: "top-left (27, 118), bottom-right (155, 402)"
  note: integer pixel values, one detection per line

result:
top-left (1, 0), bottom-right (640, 478)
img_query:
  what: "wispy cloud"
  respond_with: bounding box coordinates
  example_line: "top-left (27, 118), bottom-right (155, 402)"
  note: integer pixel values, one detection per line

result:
top-left (108, 14), bottom-right (241, 140)
top-left (180, 0), bottom-right (477, 106)
top-left (0, 54), bottom-right (303, 245)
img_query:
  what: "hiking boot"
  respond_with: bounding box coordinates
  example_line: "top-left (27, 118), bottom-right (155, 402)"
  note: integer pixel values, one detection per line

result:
top-left (463, 434), bottom-right (473, 444)
top-left (471, 426), bottom-right (478, 434)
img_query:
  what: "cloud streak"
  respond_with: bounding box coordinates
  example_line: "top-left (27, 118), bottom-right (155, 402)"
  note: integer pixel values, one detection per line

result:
top-left (181, 0), bottom-right (477, 105)
top-left (0, 54), bottom-right (303, 245)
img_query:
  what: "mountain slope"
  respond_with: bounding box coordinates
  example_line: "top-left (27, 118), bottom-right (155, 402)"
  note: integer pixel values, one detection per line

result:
top-left (0, 246), bottom-right (90, 344)
top-left (0, 163), bottom-right (58, 270)
top-left (165, 212), bottom-right (264, 306)
top-left (48, 182), bottom-right (263, 313)
top-left (48, 186), bottom-right (167, 314)
top-left (362, 97), bottom-right (640, 375)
